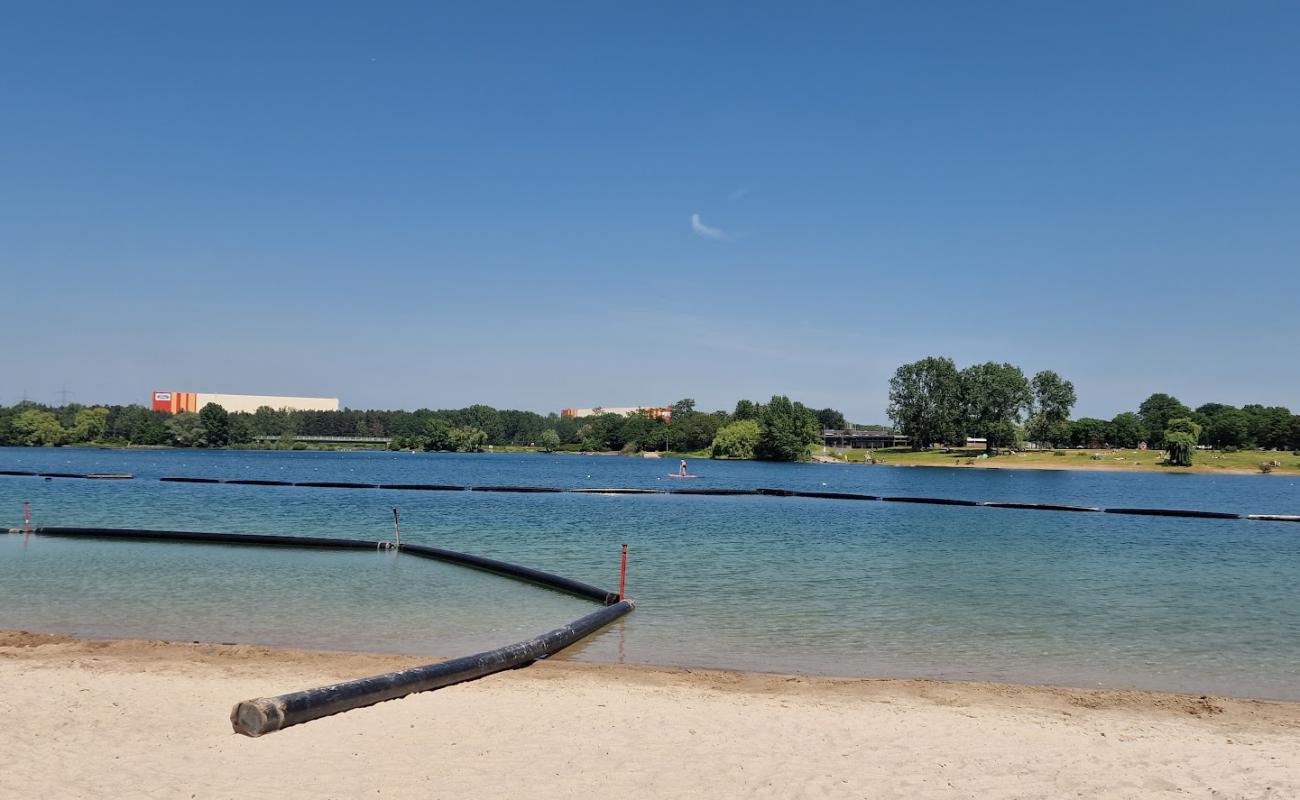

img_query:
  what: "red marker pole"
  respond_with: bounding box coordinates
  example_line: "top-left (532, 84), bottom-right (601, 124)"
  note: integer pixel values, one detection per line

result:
top-left (618, 543), bottom-right (628, 600)
top-left (23, 501), bottom-right (30, 533)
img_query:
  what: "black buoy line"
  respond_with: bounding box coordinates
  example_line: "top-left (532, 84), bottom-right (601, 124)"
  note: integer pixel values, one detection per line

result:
top-left (19, 526), bottom-right (633, 737)
top-left (4, 471), bottom-right (1298, 521)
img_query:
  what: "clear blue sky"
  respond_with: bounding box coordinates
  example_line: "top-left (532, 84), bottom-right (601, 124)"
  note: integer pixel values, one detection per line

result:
top-left (3, 2), bottom-right (1297, 421)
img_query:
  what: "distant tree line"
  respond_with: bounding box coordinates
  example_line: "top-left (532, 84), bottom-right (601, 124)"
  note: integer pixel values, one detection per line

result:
top-left (0, 395), bottom-right (831, 461)
top-left (887, 357), bottom-right (1300, 457)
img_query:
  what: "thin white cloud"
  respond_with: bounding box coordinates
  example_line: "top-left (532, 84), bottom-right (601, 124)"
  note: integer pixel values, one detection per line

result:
top-left (691, 213), bottom-right (727, 240)
top-left (730, 185), bottom-right (751, 200)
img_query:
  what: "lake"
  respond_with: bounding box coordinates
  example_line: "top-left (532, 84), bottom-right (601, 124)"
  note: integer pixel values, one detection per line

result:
top-left (2, 447), bottom-right (1298, 700)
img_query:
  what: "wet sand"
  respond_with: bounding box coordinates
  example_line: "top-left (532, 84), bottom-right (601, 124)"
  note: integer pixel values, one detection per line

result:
top-left (3, 631), bottom-right (1297, 799)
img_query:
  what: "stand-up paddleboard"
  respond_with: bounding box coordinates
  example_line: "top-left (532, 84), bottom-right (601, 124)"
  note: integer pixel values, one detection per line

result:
top-left (667, 473), bottom-right (699, 478)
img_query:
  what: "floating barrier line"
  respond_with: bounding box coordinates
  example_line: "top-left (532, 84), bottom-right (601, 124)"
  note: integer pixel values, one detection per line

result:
top-left (982, 501), bottom-right (1101, 513)
top-left (26, 526), bottom-right (631, 736)
top-left (5, 472), bottom-right (1293, 522)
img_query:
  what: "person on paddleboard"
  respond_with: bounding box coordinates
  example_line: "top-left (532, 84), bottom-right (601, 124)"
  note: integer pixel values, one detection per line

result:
top-left (679, 459), bottom-right (688, 476)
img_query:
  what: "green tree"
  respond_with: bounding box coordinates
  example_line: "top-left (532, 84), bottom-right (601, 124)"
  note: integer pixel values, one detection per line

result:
top-left (578, 413), bottom-right (626, 452)
top-left (814, 408), bottom-right (847, 431)
top-left (732, 400), bottom-right (760, 422)
top-left (447, 426), bottom-right (488, 452)
top-left (423, 417), bottom-right (452, 451)
top-left (228, 414), bottom-right (255, 445)
top-left (710, 420), bottom-right (760, 459)
top-left (1026, 371), bottom-right (1076, 447)
top-left (166, 412), bottom-right (207, 447)
top-left (756, 395), bottom-right (819, 461)
top-left (1164, 416), bottom-right (1201, 465)
top-left (538, 429), bottom-right (561, 452)
top-left (1138, 393), bottom-right (1191, 447)
top-left (1201, 406), bottom-right (1250, 449)
top-left (887, 356), bottom-right (965, 448)
top-left (960, 362), bottom-right (1031, 451)
top-left (1110, 412), bottom-right (1144, 448)
top-left (458, 405), bottom-right (503, 443)
top-left (1242, 405), bottom-right (1292, 450)
top-left (13, 409), bottom-right (65, 446)
top-left (1164, 432), bottom-right (1197, 466)
top-left (199, 403), bottom-right (231, 447)
top-left (1070, 417), bottom-right (1111, 448)
top-left (71, 406), bottom-right (110, 443)
top-left (1164, 417), bottom-right (1202, 467)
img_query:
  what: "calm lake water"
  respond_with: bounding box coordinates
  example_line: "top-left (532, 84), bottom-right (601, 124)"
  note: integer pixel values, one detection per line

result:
top-left (2, 447), bottom-right (1298, 700)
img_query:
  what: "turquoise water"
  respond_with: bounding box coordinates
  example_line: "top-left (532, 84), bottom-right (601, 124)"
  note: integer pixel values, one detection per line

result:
top-left (2, 447), bottom-right (1298, 700)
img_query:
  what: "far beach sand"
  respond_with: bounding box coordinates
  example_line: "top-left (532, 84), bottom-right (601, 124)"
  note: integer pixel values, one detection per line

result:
top-left (4, 632), bottom-right (1297, 799)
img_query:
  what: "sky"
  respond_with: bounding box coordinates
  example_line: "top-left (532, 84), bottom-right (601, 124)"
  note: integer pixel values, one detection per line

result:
top-left (3, 2), bottom-right (1298, 422)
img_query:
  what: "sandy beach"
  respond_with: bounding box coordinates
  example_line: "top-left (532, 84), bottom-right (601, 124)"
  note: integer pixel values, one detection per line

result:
top-left (3, 632), bottom-right (1297, 799)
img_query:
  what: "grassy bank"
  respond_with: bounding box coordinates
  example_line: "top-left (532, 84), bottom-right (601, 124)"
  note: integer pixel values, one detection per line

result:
top-left (818, 447), bottom-right (1300, 475)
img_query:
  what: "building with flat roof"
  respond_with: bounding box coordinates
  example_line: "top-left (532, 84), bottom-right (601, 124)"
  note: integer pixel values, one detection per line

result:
top-left (821, 429), bottom-right (909, 449)
top-left (151, 391), bottom-right (339, 415)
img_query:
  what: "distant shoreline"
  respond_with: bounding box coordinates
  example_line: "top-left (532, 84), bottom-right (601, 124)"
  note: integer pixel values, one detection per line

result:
top-left (815, 447), bottom-right (1300, 477)
top-left (3, 442), bottom-right (1296, 476)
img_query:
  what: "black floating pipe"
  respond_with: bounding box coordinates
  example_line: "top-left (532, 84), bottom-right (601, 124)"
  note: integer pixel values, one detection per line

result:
top-left (790, 491), bottom-right (881, 501)
top-left (36, 527), bottom-right (383, 551)
top-left (983, 502), bottom-right (1100, 513)
top-left (294, 481), bottom-right (380, 489)
top-left (377, 483), bottom-right (467, 491)
top-left (756, 488), bottom-right (796, 497)
top-left (568, 488), bottom-right (663, 495)
top-left (0, 470), bottom-right (37, 476)
top-left (399, 543), bottom-right (618, 604)
top-left (883, 496), bottom-right (982, 507)
top-left (469, 486), bottom-right (564, 493)
top-left (669, 488), bottom-right (761, 496)
top-left (1102, 508), bottom-right (1241, 520)
top-left (223, 479), bottom-right (294, 486)
top-left (230, 599), bottom-right (635, 737)
top-left (160, 476), bottom-right (221, 483)
top-left (38, 472), bottom-right (88, 479)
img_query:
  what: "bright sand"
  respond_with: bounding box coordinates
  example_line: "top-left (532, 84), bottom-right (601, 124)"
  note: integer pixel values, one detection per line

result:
top-left (3, 632), bottom-right (1297, 799)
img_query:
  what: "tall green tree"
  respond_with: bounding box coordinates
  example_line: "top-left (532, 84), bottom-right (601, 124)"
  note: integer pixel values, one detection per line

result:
top-left (1138, 393), bottom-right (1191, 447)
top-left (732, 400), bottom-right (760, 422)
top-left (1110, 412), bottom-right (1144, 448)
top-left (198, 403), bottom-right (231, 447)
top-left (887, 356), bottom-right (964, 448)
top-left (1026, 370), bottom-right (1076, 447)
top-left (755, 395), bottom-right (819, 461)
top-left (960, 362), bottom-right (1031, 450)
top-left (814, 408), bottom-right (847, 431)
